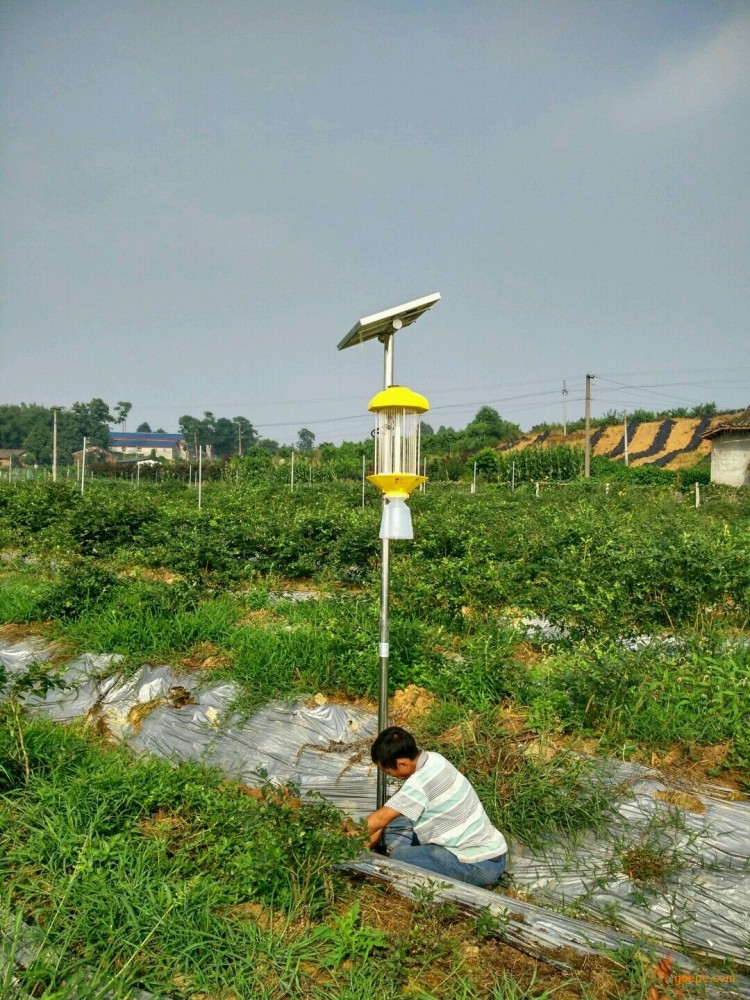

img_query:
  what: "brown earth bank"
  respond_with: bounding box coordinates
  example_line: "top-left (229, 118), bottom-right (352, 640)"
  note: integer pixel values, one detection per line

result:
top-left (504, 411), bottom-right (745, 469)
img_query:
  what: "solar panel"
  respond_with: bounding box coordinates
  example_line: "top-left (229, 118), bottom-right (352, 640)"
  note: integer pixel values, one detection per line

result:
top-left (337, 292), bottom-right (441, 351)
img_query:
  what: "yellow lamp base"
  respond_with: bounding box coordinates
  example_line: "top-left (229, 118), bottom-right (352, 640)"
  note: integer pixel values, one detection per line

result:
top-left (367, 473), bottom-right (427, 497)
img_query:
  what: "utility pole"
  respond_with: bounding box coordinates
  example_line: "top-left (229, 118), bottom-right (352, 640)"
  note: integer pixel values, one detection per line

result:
top-left (52, 408), bottom-right (58, 482)
top-left (562, 380), bottom-right (568, 437)
top-left (584, 374), bottom-right (593, 478)
top-left (623, 412), bottom-right (629, 467)
top-left (237, 420), bottom-right (243, 457)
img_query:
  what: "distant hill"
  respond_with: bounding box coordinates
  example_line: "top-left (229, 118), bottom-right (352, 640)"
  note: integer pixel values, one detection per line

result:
top-left (502, 411), bottom-right (746, 470)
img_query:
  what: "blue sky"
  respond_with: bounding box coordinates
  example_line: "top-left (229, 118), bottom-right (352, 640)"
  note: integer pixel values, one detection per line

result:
top-left (2, 1), bottom-right (748, 443)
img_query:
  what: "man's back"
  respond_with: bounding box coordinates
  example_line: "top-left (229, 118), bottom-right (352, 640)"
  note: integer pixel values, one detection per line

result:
top-left (385, 750), bottom-right (508, 862)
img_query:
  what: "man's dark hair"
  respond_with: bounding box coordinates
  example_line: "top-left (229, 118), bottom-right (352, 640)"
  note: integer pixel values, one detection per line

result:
top-left (371, 726), bottom-right (419, 768)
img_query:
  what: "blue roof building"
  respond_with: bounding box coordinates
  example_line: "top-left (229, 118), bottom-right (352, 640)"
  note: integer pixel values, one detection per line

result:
top-left (109, 432), bottom-right (186, 460)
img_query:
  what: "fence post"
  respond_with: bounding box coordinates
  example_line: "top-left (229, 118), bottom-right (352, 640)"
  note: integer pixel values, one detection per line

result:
top-left (80, 437), bottom-right (87, 495)
top-left (535, 481), bottom-right (540, 498)
top-left (471, 461), bottom-right (477, 494)
top-left (695, 482), bottom-right (701, 508)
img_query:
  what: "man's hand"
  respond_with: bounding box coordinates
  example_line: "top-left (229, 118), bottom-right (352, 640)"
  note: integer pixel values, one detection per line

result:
top-left (364, 805), bottom-right (401, 850)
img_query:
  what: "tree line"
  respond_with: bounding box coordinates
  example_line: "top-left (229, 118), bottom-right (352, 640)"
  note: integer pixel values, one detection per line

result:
top-left (531, 402), bottom-right (722, 436)
top-left (0, 401), bottom-right (319, 465)
top-left (0, 400), bottom-right (130, 465)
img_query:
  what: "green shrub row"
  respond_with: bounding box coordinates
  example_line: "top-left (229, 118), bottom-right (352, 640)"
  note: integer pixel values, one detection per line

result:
top-left (1, 479), bottom-right (748, 636)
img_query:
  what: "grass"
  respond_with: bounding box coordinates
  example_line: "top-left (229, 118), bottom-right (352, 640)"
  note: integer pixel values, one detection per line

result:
top-left (1, 717), bottom-right (626, 1000)
top-left (412, 710), bottom-right (618, 850)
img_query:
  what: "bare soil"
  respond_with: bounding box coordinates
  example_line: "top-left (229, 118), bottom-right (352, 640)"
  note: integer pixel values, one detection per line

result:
top-left (179, 641), bottom-right (234, 673)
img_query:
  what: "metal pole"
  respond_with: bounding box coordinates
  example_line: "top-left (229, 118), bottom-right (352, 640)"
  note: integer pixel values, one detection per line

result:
top-left (472, 461), bottom-right (477, 494)
top-left (623, 413), bottom-right (629, 467)
top-left (695, 482), bottom-right (701, 508)
top-left (584, 374), bottom-right (593, 478)
top-left (137, 462), bottom-right (140, 486)
top-left (290, 449), bottom-right (295, 492)
top-left (52, 408), bottom-right (58, 482)
top-left (8, 455), bottom-right (12, 484)
top-left (362, 454), bottom-right (366, 509)
top-left (198, 446), bottom-right (202, 510)
top-left (376, 328), bottom-right (395, 810)
top-left (80, 437), bottom-right (87, 495)
top-left (562, 380), bottom-right (568, 437)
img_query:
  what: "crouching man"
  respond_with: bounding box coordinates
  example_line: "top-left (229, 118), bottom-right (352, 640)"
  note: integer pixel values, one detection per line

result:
top-left (364, 726), bottom-right (508, 888)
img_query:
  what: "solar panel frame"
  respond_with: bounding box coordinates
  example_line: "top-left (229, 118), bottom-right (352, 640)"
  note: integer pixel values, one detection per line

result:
top-left (337, 292), bottom-right (441, 351)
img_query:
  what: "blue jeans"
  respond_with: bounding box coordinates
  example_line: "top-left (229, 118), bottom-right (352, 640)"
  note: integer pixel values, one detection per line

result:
top-left (383, 817), bottom-right (507, 888)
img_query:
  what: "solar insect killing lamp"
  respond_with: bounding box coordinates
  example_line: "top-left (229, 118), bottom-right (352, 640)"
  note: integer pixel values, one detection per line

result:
top-left (337, 292), bottom-right (440, 809)
top-left (368, 386), bottom-right (429, 540)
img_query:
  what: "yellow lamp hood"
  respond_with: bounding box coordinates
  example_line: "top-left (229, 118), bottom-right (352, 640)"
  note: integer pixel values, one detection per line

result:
top-left (368, 386), bottom-right (430, 413)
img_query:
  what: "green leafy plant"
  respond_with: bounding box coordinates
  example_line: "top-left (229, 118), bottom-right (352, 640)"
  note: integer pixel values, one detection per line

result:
top-left (474, 905), bottom-right (511, 941)
top-left (0, 661), bottom-right (67, 785)
top-left (307, 901), bottom-right (388, 968)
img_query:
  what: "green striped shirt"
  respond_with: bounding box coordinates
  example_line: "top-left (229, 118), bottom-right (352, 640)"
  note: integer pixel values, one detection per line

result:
top-left (385, 751), bottom-right (508, 863)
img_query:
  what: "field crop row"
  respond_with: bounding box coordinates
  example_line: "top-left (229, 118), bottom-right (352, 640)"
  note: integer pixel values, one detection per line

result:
top-left (1, 479), bottom-right (748, 635)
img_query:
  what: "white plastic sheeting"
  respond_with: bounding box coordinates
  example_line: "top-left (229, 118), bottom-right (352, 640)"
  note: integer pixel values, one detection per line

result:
top-left (509, 760), bottom-right (750, 965)
top-left (1, 638), bottom-right (378, 818)
top-left (349, 854), bottom-right (750, 996)
top-left (2, 636), bottom-right (750, 993)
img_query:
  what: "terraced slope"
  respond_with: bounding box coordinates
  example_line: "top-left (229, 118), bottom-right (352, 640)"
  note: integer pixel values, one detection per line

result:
top-left (507, 412), bottom-right (744, 469)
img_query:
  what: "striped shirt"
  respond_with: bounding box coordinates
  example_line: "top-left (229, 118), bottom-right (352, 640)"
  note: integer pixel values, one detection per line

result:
top-left (385, 751), bottom-right (508, 863)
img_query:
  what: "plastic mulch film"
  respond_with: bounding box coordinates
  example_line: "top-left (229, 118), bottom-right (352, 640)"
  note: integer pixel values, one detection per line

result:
top-left (3, 636), bottom-right (750, 988)
top-left (508, 759), bottom-right (750, 966)
top-left (2, 638), bottom-right (379, 818)
top-left (347, 855), bottom-right (750, 998)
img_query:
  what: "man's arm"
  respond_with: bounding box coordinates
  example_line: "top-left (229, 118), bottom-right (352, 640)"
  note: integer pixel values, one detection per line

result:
top-left (364, 805), bottom-right (401, 848)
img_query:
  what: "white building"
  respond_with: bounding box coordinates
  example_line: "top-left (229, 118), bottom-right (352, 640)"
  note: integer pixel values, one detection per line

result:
top-left (703, 407), bottom-right (750, 487)
top-left (109, 432), bottom-right (187, 461)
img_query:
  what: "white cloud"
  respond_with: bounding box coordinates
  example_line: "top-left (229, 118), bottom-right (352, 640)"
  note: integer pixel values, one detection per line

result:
top-left (609, 11), bottom-right (750, 131)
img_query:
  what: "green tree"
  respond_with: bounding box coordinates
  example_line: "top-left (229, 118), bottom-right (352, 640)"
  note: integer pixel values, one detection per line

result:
top-left (69, 398), bottom-right (112, 449)
top-left (472, 447), bottom-right (500, 476)
top-left (257, 438), bottom-right (280, 454)
top-left (234, 416), bottom-right (258, 455)
top-left (690, 402), bottom-right (718, 418)
top-left (297, 428), bottom-right (315, 451)
top-left (179, 414), bottom-right (208, 459)
top-left (464, 407), bottom-right (520, 449)
top-left (214, 417), bottom-right (238, 458)
top-left (137, 422), bottom-right (152, 433)
top-left (113, 401), bottom-right (132, 430)
top-left (22, 412), bottom-right (54, 465)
